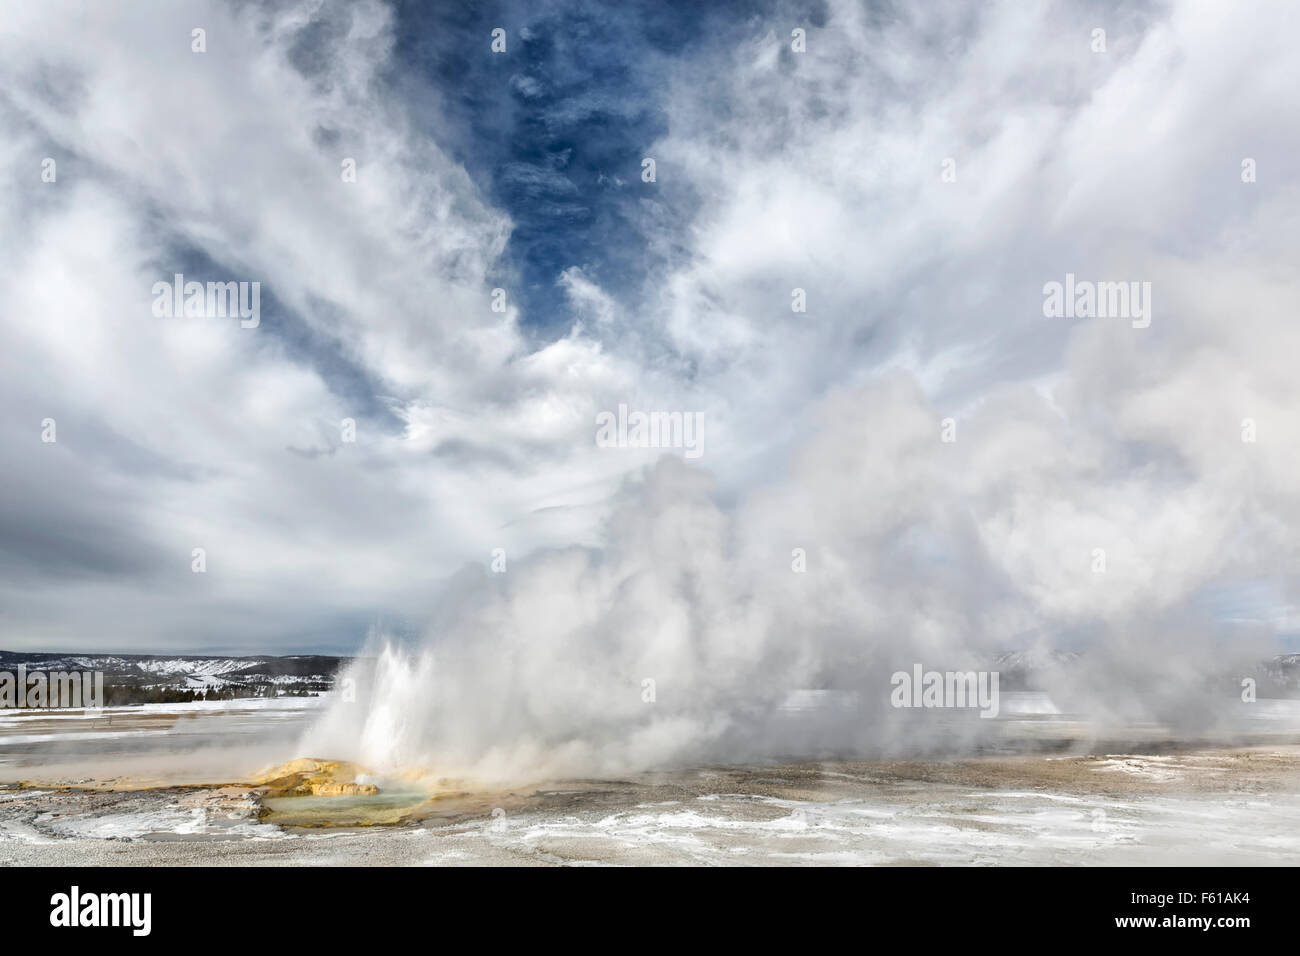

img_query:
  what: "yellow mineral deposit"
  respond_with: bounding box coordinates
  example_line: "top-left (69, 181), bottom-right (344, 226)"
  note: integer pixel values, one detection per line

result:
top-left (248, 757), bottom-right (455, 828)
top-left (251, 757), bottom-right (381, 797)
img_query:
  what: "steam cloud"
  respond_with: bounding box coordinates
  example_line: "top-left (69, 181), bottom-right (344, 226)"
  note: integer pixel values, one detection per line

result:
top-left (1, 0), bottom-right (1295, 783)
top-left (305, 251), bottom-right (1300, 783)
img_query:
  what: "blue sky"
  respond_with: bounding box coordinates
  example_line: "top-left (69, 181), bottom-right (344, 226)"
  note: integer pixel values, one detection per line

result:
top-left (389, 0), bottom-right (779, 339)
top-left (0, 0), bottom-right (1297, 657)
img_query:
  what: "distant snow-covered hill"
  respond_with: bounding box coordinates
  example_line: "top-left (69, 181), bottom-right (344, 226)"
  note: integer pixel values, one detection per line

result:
top-left (0, 650), bottom-right (346, 692)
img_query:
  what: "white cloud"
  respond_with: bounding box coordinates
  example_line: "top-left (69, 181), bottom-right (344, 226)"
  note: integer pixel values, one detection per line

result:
top-left (0, 0), bottom-right (1296, 761)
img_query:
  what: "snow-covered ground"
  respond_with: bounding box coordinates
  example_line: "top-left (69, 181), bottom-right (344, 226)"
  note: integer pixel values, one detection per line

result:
top-left (443, 788), bottom-right (1300, 866)
top-left (1, 694), bottom-right (1298, 865)
top-left (2, 747), bottom-right (1299, 865)
top-left (0, 697), bottom-right (325, 785)
top-left (0, 696), bottom-right (324, 725)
